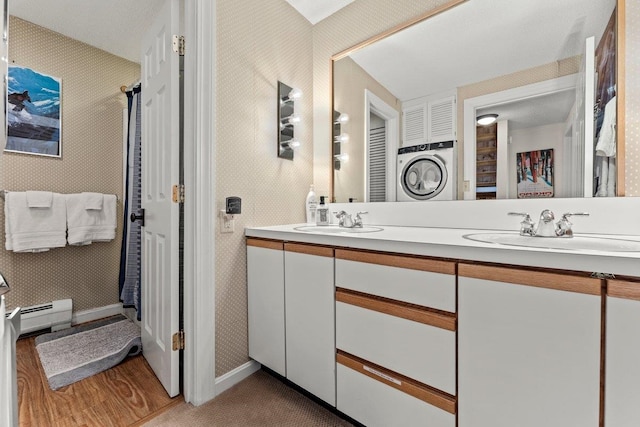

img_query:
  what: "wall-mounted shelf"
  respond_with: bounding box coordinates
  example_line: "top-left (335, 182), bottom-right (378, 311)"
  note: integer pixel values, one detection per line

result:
top-left (476, 123), bottom-right (497, 199)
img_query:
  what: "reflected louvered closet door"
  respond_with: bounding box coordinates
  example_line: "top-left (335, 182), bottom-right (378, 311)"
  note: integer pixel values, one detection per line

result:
top-left (368, 115), bottom-right (386, 202)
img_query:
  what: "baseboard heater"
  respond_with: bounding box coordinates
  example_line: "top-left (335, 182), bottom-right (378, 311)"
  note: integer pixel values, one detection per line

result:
top-left (4, 299), bottom-right (72, 335)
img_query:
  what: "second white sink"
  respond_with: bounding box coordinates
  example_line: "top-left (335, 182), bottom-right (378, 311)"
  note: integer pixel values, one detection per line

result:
top-left (463, 232), bottom-right (640, 252)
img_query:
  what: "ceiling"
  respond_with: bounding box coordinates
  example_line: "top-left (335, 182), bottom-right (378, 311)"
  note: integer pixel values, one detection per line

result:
top-left (9, 0), bottom-right (164, 63)
top-left (476, 89), bottom-right (577, 131)
top-left (286, 0), bottom-right (354, 25)
top-left (9, 0), bottom-right (353, 62)
top-left (349, 0), bottom-right (615, 102)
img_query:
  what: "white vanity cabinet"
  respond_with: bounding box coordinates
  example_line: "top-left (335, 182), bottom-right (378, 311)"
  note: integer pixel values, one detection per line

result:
top-left (458, 264), bottom-right (602, 427)
top-left (284, 243), bottom-right (335, 406)
top-left (605, 280), bottom-right (640, 427)
top-left (246, 238), bottom-right (286, 376)
top-left (335, 249), bottom-right (457, 427)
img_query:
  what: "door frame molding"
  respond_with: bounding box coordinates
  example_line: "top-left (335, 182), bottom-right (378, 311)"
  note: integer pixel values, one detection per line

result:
top-left (183, 0), bottom-right (217, 405)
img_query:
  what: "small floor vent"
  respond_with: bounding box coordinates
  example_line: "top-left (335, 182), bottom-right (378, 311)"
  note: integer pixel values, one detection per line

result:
top-left (6, 299), bottom-right (73, 335)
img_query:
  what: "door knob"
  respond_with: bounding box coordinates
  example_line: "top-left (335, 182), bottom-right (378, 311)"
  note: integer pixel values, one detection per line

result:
top-left (130, 208), bottom-right (145, 227)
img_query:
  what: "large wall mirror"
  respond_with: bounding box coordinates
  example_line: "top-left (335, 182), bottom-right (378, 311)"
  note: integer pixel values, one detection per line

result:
top-left (332, 0), bottom-right (620, 203)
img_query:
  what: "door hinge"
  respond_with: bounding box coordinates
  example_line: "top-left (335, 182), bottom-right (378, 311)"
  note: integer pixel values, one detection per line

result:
top-left (172, 330), bottom-right (185, 351)
top-left (172, 35), bottom-right (185, 55)
top-left (172, 184), bottom-right (185, 203)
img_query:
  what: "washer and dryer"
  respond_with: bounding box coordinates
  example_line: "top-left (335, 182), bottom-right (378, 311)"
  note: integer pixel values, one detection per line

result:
top-left (397, 141), bottom-right (456, 201)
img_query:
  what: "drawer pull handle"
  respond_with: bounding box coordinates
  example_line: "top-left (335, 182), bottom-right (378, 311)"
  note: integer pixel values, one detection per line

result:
top-left (363, 364), bottom-right (402, 386)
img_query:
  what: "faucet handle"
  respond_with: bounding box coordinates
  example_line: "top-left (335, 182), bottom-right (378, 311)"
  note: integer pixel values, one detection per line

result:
top-left (556, 212), bottom-right (589, 237)
top-left (354, 211), bottom-right (368, 227)
top-left (560, 212), bottom-right (589, 219)
top-left (508, 212), bottom-right (534, 236)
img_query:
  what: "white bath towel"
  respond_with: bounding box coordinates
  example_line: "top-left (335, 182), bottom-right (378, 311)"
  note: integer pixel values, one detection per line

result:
top-left (26, 191), bottom-right (53, 208)
top-left (4, 192), bottom-right (67, 252)
top-left (66, 193), bottom-right (117, 245)
top-left (82, 192), bottom-right (104, 210)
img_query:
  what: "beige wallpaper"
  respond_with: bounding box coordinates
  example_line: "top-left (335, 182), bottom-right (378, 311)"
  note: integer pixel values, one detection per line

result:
top-left (215, 0), bottom-right (314, 375)
top-left (0, 17), bottom-right (140, 312)
top-left (625, 0), bottom-right (639, 196)
top-left (333, 56), bottom-right (401, 203)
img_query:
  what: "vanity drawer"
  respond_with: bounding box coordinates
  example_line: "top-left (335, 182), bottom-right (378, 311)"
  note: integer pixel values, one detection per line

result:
top-left (337, 352), bottom-right (455, 427)
top-left (335, 249), bottom-right (456, 312)
top-left (336, 291), bottom-right (456, 394)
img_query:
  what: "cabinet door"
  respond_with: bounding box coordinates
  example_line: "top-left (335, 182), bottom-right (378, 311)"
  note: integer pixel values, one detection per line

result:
top-left (402, 104), bottom-right (427, 145)
top-left (427, 96), bottom-right (456, 143)
top-left (246, 239), bottom-right (285, 376)
top-left (284, 243), bottom-right (335, 405)
top-left (458, 264), bottom-right (602, 427)
top-left (605, 280), bottom-right (640, 427)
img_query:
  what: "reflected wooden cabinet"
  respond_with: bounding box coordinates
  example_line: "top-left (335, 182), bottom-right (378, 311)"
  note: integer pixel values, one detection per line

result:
top-left (476, 123), bottom-right (497, 199)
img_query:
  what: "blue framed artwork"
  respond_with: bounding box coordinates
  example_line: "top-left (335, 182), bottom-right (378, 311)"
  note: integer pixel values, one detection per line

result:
top-left (5, 65), bottom-right (61, 157)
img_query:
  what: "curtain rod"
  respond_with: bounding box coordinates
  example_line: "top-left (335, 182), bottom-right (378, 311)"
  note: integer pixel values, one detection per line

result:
top-left (120, 80), bottom-right (141, 93)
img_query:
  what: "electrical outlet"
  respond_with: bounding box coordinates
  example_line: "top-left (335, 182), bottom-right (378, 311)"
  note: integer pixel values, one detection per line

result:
top-left (220, 210), bottom-right (234, 233)
top-left (464, 180), bottom-right (470, 192)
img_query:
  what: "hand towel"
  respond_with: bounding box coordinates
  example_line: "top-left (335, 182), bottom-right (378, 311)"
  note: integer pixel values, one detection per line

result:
top-left (4, 192), bottom-right (67, 252)
top-left (26, 191), bottom-right (53, 208)
top-left (595, 156), bottom-right (609, 197)
top-left (595, 96), bottom-right (616, 158)
top-left (82, 192), bottom-right (104, 210)
top-left (66, 193), bottom-right (117, 245)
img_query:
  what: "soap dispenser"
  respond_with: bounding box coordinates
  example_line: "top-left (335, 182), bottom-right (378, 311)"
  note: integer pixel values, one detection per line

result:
top-left (316, 196), bottom-right (329, 225)
top-left (305, 185), bottom-right (317, 224)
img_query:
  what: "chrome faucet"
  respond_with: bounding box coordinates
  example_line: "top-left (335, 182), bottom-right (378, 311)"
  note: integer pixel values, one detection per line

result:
top-left (334, 211), bottom-right (368, 228)
top-left (509, 210), bottom-right (589, 237)
top-left (535, 209), bottom-right (557, 237)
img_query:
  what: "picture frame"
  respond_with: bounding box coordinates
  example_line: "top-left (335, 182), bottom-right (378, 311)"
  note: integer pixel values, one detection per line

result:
top-left (5, 65), bottom-right (61, 157)
top-left (516, 148), bottom-right (554, 198)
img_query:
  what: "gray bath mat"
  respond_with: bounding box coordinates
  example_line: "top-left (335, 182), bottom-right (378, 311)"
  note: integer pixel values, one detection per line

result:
top-left (35, 314), bottom-right (142, 390)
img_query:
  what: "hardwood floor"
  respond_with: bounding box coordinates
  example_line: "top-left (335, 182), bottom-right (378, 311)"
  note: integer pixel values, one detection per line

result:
top-left (17, 336), bottom-right (180, 426)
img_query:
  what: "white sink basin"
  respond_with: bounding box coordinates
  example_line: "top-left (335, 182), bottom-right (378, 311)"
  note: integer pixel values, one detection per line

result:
top-left (294, 225), bottom-right (383, 234)
top-left (463, 232), bottom-right (640, 252)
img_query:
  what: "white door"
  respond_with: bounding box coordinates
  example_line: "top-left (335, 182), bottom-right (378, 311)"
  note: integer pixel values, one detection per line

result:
top-left (140, 0), bottom-right (181, 397)
top-left (575, 36), bottom-right (595, 197)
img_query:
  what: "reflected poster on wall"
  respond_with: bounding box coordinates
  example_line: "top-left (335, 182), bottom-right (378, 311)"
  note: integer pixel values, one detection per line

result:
top-left (5, 65), bottom-right (61, 157)
top-left (516, 149), bottom-right (554, 198)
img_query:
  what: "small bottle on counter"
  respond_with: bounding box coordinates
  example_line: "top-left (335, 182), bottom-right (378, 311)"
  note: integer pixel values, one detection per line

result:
top-left (316, 196), bottom-right (329, 225)
top-left (305, 184), bottom-right (317, 224)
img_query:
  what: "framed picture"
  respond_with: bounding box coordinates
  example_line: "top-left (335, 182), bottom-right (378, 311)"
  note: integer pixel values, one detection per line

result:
top-left (516, 149), bottom-right (554, 198)
top-left (5, 65), bottom-right (61, 157)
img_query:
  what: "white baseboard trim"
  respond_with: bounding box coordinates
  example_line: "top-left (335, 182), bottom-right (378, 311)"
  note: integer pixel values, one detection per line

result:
top-left (214, 360), bottom-right (261, 397)
top-left (71, 303), bottom-right (124, 325)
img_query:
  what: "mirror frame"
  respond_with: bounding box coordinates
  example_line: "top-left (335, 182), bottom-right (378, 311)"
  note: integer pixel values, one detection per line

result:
top-left (329, 0), bottom-right (626, 202)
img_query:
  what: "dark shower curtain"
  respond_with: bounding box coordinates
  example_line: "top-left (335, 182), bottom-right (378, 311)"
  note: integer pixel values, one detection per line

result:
top-left (119, 85), bottom-right (142, 320)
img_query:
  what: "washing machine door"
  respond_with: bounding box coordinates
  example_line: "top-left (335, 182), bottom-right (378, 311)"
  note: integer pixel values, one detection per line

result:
top-left (399, 155), bottom-right (448, 200)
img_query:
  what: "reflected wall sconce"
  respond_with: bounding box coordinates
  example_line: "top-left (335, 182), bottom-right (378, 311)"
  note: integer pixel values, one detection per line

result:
top-left (476, 113), bottom-right (498, 126)
top-left (333, 110), bottom-right (349, 170)
top-left (278, 81), bottom-right (302, 160)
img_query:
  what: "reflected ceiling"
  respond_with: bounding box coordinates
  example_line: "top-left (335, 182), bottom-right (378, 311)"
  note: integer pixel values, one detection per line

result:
top-left (349, 0), bottom-right (613, 101)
